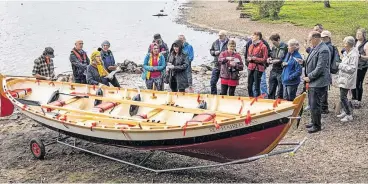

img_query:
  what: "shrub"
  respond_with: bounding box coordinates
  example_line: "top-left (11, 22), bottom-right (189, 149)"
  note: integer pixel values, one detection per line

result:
top-left (252, 0), bottom-right (285, 20)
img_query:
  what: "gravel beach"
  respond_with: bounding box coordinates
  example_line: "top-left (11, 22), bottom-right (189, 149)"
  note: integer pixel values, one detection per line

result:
top-left (1, 1), bottom-right (368, 183)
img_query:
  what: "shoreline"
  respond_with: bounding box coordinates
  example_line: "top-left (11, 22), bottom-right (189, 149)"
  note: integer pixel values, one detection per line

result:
top-left (175, 1), bottom-right (248, 39)
top-left (1, 1), bottom-right (368, 182)
top-left (175, 0), bottom-right (316, 51)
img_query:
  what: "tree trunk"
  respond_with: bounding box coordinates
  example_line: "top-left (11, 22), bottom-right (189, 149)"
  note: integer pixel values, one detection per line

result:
top-left (324, 0), bottom-right (331, 8)
top-left (238, 0), bottom-right (243, 7)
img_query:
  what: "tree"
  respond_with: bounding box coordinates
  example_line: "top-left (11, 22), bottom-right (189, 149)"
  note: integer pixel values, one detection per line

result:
top-left (324, 0), bottom-right (331, 8)
top-left (252, 0), bottom-right (285, 20)
top-left (238, 0), bottom-right (243, 7)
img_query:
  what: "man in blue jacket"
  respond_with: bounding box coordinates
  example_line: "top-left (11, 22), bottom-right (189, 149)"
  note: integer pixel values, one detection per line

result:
top-left (178, 34), bottom-right (194, 92)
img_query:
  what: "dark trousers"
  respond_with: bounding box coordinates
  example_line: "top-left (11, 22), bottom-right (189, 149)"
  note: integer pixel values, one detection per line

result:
top-left (248, 69), bottom-right (263, 97)
top-left (75, 77), bottom-right (87, 84)
top-left (340, 88), bottom-right (352, 115)
top-left (220, 84), bottom-right (236, 96)
top-left (283, 84), bottom-right (298, 101)
top-left (145, 77), bottom-right (163, 91)
top-left (352, 68), bottom-right (368, 101)
top-left (321, 87), bottom-right (329, 112)
top-left (109, 75), bottom-right (121, 87)
top-left (268, 70), bottom-right (283, 99)
top-left (169, 77), bottom-right (185, 92)
top-left (210, 68), bottom-right (220, 94)
top-left (309, 86), bottom-right (328, 129)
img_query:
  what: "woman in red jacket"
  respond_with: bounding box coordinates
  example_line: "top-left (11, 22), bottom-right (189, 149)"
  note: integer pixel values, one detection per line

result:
top-left (218, 40), bottom-right (244, 96)
top-left (246, 32), bottom-right (269, 97)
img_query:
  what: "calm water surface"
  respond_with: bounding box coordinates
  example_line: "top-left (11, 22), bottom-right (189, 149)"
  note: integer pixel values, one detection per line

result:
top-left (0, 1), bottom-right (237, 76)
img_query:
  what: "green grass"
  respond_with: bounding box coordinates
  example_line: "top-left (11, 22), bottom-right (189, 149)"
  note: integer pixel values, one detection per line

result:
top-left (243, 1), bottom-right (368, 38)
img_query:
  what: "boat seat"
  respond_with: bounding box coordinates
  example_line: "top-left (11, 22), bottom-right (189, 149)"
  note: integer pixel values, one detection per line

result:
top-left (93, 102), bottom-right (118, 113)
top-left (9, 88), bottom-right (32, 98)
top-left (46, 100), bottom-right (66, 112)
top-left (188, 113), bottom-right (216, 123)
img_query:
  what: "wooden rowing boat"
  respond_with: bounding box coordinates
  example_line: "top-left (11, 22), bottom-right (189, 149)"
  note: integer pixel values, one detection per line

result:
top-left (0, 74), bottom-right (305, 162)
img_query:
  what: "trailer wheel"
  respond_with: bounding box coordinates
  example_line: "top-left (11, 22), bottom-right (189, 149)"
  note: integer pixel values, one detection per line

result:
top-left (30, 138), bottom-right (45, 159)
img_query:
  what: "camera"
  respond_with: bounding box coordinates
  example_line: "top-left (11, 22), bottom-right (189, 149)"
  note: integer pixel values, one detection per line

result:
top-left (228, 67), bottom-right (236, 72)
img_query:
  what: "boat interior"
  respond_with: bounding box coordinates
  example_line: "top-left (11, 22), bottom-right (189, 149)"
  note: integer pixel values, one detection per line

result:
top-left (4, 78), bottom-right (298, 131)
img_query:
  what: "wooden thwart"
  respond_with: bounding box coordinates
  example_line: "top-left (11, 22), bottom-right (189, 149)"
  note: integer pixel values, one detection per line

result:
top-left (88, 95), bottom-right (240, 118)
top-left (66, 113), bottom-right (167, 127)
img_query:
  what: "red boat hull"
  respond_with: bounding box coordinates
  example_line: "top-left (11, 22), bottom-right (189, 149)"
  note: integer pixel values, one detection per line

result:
top-left (155, 123), bottom-right (289, 162)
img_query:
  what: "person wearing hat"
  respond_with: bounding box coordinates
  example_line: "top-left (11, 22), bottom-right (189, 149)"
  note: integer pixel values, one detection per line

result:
top-left (70, 40), bottom-right (90, 84)
top-left (210, 30), bottom-right (229, 94)
top-left (86, 50), bottom-right (110, 86)
top-left (100, 40), bottom-right (120, 87)
top-left (149, 33), bottom-right (169, 61)
top-left (32, 47), bottom-right (56, 80)
top-left (321, 30), bottom-right (341, 114)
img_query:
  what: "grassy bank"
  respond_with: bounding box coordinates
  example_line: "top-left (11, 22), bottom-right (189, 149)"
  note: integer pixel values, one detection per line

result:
top-left (243, 1), bottom-right (368, 38)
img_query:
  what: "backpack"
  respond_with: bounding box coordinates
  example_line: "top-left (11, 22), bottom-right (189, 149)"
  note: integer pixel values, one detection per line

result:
top-left (330, 45), bottom-right (340, 74)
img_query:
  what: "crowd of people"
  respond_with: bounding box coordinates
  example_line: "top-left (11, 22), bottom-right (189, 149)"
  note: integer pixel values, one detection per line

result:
top-left (32, 25), bottom-right (368, 134)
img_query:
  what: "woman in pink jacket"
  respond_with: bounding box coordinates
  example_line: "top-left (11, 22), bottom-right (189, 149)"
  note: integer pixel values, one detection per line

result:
top-left (218, 40), bottom-right (244, 96)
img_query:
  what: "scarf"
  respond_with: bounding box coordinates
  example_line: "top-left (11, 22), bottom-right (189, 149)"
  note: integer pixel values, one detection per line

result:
top-left (91, 50), bottom-right (109, 77)
top-left (146, 53), bottom-right (161, 79)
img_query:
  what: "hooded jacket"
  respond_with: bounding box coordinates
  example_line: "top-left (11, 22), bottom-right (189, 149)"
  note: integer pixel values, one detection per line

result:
top-left (167, 40), bottom-right (189, 90)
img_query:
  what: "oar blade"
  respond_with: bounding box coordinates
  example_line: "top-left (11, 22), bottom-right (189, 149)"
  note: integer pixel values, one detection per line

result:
top-left (0, 93), bottom-right (14, 117)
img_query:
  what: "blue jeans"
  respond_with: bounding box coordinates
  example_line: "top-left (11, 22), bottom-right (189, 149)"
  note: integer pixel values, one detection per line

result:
top-left (252, 72), bottom-right (268, 97)
top-left (283, 84), bottom-right (298, 101)
top-left (210, 68), bottom-right (220, 94)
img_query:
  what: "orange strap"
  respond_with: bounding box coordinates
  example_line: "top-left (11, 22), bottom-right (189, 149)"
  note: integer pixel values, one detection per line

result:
top-left (183, 113), bottom-right (217, 136)
top-left (90, 122), bottom-right (97, 131)
top-left (245, 110), bottom-right (252, 125)
top-left (273, 98), bottom-right (282, 108)
top-left (72, 50), bottom-right (87, 62)
top-left (250, 94), bottom-right (266, 106)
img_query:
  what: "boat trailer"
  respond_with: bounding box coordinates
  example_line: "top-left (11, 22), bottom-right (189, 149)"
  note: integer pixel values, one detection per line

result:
top-left (29, 132), bottom-right (307, 174)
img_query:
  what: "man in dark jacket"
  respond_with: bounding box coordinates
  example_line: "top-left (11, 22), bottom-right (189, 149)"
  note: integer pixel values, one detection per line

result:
top-left (321, 30), bottom-right (341, 114)
top-left (70, 40), bottom-right (90, 84)
top-left (304, 31), bottom-right (331, 133)
top-left (210, 30), bottom-right (229, 94)
top-left (267, 33), bottom-right (288, 99)
top-left (149, 33), bottom-right (169, 61)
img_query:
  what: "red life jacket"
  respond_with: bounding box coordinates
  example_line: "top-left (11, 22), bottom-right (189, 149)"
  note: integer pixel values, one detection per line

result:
top-left (72, 48), bottom-right (87, 63)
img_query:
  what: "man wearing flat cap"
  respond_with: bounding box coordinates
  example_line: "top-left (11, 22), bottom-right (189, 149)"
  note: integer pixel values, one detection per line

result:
top-left (320, 30), bottom-right (341, 114)
top-left (32, 47), bottom-right (56, 80)
top-left (70, 40), bottom-right (90, 84)
top-left (149, 33), bottom-right (169, 61)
